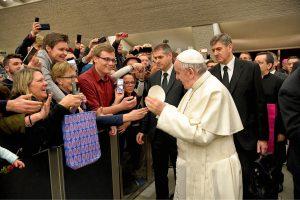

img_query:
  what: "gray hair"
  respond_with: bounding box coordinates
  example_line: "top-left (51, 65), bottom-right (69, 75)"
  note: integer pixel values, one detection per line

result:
top-left (210, 33), bottom-right (232, 46)
top-left (153, 43), bottom-right (172, 54)
top-left (178, 60), bottom-right (207, 75)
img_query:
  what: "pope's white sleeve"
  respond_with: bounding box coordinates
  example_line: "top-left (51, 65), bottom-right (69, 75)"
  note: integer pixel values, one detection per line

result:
top-left (157, 104), bottom-right (217, 146)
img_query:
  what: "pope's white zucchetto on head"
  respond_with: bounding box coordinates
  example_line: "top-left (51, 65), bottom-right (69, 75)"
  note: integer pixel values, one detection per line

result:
top-left (177, 49), bottom-right (205, 64)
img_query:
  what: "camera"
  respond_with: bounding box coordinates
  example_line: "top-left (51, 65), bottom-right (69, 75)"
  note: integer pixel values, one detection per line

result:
top-left (129, 49), bottom-right (139, 56)
top-left (140, 47), bottom-right (152, 53)
top-left (34, 17), bottom-right (50, 30)
top-left (39, 24), bottom-right (50, 30)
top-left (98, 36), bottom-right (107, 43)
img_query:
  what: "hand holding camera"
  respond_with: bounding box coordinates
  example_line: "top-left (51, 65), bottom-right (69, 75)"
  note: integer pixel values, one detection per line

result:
top-left (89, 38), bottom-right (99, 48)
top-left (31, 22), bottom-right (41, 36)
top-left (115, 32), bottom-right (128, 41)
top-left (34, 17), bottom-right (50, 31)
top-left (131, 63), bottom-right (144, 73)
top-left (75, 34), bottom-right (82, 49)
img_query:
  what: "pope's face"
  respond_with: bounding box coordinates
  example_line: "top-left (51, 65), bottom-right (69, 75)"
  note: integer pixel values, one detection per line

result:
top-left (174, 60), bottom-right (193, 89)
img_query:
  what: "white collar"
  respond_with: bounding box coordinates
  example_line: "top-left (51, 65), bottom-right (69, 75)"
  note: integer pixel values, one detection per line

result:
top-left (220, 56), bottom-right (235, 71)
top-left (162, 64), bottom-right (173, 76)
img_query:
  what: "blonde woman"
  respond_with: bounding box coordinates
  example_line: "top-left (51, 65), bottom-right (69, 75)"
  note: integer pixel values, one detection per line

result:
top-left (0, 68), bottom-right (83, 198)
top-left (9, 68), bottom-right (83, 153)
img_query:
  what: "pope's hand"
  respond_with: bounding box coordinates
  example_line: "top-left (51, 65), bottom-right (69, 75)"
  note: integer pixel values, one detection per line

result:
top-left (145, 97), bottom-right (165, 116)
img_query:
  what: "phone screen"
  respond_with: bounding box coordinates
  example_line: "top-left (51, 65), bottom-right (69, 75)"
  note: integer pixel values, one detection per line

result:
top-left (71, 82), bottom-right (78, 95)
top-left (116, 79), bottom-right (124, 94)
top-left (98, 36), bottom-right (107, 43)
top-left (39, 24), bottom-right (50, 30)
top-left (77, 34), bottom-right (82, 43)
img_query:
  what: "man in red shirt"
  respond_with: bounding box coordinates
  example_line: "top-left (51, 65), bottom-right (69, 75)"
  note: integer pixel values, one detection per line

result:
top-left (78, 44), bottom-right (140, 197)
top-left (78, 44), bottom-right (137, 114)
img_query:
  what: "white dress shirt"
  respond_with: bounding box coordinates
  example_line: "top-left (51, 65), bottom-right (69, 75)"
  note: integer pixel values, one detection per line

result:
top-left (161, 64), bottom-right (173, 85)
top-left (220, 56), bottom-right (235, 82)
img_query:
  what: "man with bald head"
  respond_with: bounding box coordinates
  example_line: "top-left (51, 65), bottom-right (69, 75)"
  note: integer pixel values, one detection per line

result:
top-left (146, 49), bottom-right (243, 199)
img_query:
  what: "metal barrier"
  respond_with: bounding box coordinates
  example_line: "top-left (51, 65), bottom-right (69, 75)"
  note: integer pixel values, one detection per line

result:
top-left (47, 135), bottom-right (152, 199)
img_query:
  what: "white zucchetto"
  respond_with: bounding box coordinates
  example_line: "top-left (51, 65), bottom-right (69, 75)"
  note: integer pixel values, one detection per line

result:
top-left (177, 49), bottom-right (205, 64)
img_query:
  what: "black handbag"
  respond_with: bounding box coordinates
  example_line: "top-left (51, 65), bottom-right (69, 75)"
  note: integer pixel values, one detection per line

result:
top-left (249, 154), bottom-right (278, 199)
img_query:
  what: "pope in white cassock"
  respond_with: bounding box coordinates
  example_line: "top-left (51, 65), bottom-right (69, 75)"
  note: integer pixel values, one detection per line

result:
top-left (145, 49), bottom-right (244, 199)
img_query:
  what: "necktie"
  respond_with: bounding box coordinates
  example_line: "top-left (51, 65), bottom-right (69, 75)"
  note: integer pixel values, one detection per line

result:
top-left (222, 66), bottom-right (230, 89)
top-left (162, 72), bottom-right (168, 92)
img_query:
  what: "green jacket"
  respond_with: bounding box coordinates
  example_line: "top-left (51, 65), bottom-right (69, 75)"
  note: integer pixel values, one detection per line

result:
top-left (0, 114), bottom-right (25, 135)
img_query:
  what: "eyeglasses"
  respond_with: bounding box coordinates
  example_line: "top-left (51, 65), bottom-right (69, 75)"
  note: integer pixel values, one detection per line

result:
top-left (59, 75), bottom-right (78, 79)
top-left (97, 56), bottom-right (117, 63)
top-left (124, 81), bottom-right (135, 85)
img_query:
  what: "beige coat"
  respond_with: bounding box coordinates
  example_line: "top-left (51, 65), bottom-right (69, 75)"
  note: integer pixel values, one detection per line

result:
top-left (157, 71), bottom-right (243, 199)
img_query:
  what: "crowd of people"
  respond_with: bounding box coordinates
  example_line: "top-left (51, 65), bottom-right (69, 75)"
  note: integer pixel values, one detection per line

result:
top-left (0, 21), bottom-right (299, 199)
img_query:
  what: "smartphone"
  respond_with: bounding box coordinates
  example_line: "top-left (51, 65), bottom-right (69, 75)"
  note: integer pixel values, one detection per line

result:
top-left (146, 65), bottom-right (151, 72)
top-left (140, 47), bottom-right (152, 53)
top-left (71, 82), bottom-right (79, 95)
top-left (34, 17), bottom-right (39, 22)
top-left (39, 24), bottom-right (50, 30)
top-left (119, 32), bottom-right (128, 37)
top-left (116, 79), bottom-right (124, 94)
top-left (23, 47), bottom-right (38, 65)
top-left (98, 36), bottom-right (107, 43)
top-left (130, 49), bottom-right (139, 56)
top-left (31, 95), bottom-right (38, 101)
top-left (77, 34), bottom-right (82, 43)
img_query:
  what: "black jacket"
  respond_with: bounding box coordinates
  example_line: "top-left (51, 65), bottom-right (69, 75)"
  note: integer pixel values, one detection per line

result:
top-left (140, 68), bottom-right (185, 139)
top-left (278, 67), bottom-right (300, 174)
top-left (210, 58), bottom-right (269, 150)
top-left (15, 34), bottom-right (36, 59)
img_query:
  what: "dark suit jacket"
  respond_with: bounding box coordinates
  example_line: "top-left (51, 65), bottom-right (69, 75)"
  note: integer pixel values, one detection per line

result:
top-left (210, 58), bottom-right (269, 150)
top-left (278, 67), bottom-right (300, 174)
top-left (140, 67), bottom-right (185, 139)
top-left (274, 70), bottom-right (288, 80)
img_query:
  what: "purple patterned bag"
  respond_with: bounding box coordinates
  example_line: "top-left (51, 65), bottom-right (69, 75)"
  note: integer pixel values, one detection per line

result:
top-left (62, 111), bottom-right (101, 170)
